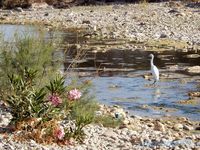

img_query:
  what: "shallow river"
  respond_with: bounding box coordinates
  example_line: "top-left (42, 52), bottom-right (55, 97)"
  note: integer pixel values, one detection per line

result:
top-left (1, 24), bottom-right (200, 120)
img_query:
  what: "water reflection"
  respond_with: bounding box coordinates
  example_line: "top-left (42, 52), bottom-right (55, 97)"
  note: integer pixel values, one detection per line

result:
top-left (0, 24), bottom-right (37, 41)
top-left (0, 24), bottom-right (67, 42)
top-left (152, 88), bottom-right (161, 102)
top-left (87, 74), bottom-right (199, 120)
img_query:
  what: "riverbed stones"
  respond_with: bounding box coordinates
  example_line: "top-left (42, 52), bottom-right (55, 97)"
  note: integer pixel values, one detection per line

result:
top-left (0, 112), bottom-right (12, 127)
top-left (154, 121), bottom-right (166, 132)
top-left (183, 125), bottom-right (194, 131)
top-left (185, 66), bottom-right (200, 74)
top-left (0, 1), bottom-right (200, 149)
top-left (173, 123), bottom-right (184, 131)
top-left (0, 109), bottom-right (199, 149)
top-left (189, 91), bottom-right (200, 97)
top-left (31, 2), bottom-right (49, 10)
top-left (185, 54), bottom-right (200, 59)
top-left (0, 2), bottom-right (200, 46)
top-left (14, 7), bottom-right (23, 12)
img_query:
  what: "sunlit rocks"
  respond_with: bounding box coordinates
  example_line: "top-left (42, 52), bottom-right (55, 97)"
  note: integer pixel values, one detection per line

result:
top-left (189, 92), bottom-right (200, 97)
top-left (173, 123), bottom-right (184, 131)
top-left (14, 7), bottom-right (23, 12)
top-left (0, 2), bottom-right (200, 44)
top-left (176, 99), bottom-right (199, 105)
top-left (154, 121), bottom-right (166, 132)
top-left (185, 54), bottom-right (200, 59)
top-left (185, 66), bottom-right (200, 74)
top-left (31, 2), bottom-right (49, 10)
top-left (183, 125), bottom-right (194, 131)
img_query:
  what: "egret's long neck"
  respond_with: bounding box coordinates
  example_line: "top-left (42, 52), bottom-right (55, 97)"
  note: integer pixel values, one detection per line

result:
top-left (151, 56), bottom-right (154, 66)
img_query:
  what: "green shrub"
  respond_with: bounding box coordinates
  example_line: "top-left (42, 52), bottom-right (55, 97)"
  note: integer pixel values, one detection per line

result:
top-left (0, 33), bottom-right (59, 97)
top-left (46, 76), bottom-right (65, 95)
top-left (0, 30), bottom-right (99, 144)
top-left (4, 66), bottom-right (98, 143)
top-left (94, 115), bottom-right (123, 128)
top-left (6, 67), bottom-right (49, 123)
top-left (67, 98), bottom-right (98, 141)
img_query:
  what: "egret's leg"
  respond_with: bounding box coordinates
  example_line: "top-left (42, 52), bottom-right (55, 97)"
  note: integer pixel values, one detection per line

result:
top-left (152, 80), bottom-right (156, 85)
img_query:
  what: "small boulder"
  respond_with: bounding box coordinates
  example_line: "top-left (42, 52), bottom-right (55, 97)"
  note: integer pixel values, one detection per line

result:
top-left (122, 118), bottom-right (130, 125)
top-left (160, 33), bottom-right (168, 38)
top-left (154, 121), bottom-right (166, 132)
top-left (82, 20), bottom-right (90, 24)
top-left (103, 129), bottom-right (118, 140)
top-left (195, 126), bottom-right (200, 130)
top-left (15, 7), bottom-right (23, 12)
top-left (183, 125), bottom-right (194, 131)
top-left (44, 12), bottom-right (49, 16)
top-left (173, 123), bottom-right (183, 131)
top-left (31, 2), bottom-right (49, 9)
top-left (185, 66), bottom-right (200, 74)
top-left (168, 9), bottom-right (180, 14)
top-left (189, 92), bottom-right (200, 97)
top-left (185, 54), bottom-right (200, 59)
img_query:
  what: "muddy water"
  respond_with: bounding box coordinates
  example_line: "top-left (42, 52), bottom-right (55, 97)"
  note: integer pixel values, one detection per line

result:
top-left (1, 24), bottom-right (200, 120)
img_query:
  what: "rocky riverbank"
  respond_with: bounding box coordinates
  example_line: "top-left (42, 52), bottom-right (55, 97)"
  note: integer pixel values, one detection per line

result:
top-left (0, 1), bottom-right (200, 150)
top-left (0, 1), bottom-right (200, 47)
top-left (0, 104), bottom-right (200, 150)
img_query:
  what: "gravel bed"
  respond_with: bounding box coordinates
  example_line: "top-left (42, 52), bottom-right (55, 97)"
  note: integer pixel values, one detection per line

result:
top-left (0, 104), bottom-right (199, 150)
top-left (0, 2), bottom-right (200, 45)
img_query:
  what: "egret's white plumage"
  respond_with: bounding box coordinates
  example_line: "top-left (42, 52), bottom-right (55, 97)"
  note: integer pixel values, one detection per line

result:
top-left (149, 54), bottom-right (159, 84)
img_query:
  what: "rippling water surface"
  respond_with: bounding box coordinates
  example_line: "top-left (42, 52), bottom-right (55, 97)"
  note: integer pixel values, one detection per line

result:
top-left (85, 74), bottom-right (199, 120)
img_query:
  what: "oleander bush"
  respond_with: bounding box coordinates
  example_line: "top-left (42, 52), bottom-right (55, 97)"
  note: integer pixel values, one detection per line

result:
top-left (9, 70), bottom-right (97, 144)
top-left (0, 32), bottom-right (98, 144)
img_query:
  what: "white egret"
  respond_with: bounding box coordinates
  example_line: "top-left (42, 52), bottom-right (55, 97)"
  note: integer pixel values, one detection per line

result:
top-left (149, 54), bottom-right (159, 84)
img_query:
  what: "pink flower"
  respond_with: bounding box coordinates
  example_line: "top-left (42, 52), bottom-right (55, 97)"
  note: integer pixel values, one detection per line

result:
top-left (48, 94), bottom-right (62, 106)
top-left (68, 88), bottom-right (82, 101)
top-left (54, 126), bottom-right (65, 140)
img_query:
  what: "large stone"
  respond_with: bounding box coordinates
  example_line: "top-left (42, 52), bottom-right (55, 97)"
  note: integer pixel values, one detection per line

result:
top-left (31, 2), bottom-right (49, 9)
top-left (173, 123), bottom-right (183, 131)
top-left (103, 129), bottom-right (118, 140)
top-left (15, 7), bottom-right (23, 12)
top-left (185, 54), bottom-right (200, 59)
top-left (185, 66), bottom-right (200, 74)
top-left (195, 126), bottom-right (200, 130)
top-left (189, 92), bottom-right (200, 97)
top-left (183, 125), bottom-right (194, 131)
top-left (154, 121), bottom-right (165, 132)
top-left (172, 139), bottom-right (195, 148)
top-left (122, 118), bottom-right (130, 125)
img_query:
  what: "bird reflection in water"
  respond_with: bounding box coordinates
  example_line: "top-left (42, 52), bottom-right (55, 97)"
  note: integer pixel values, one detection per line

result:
top-left (152, 88), bottom-right (161, 102)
